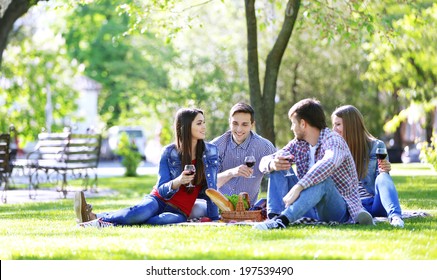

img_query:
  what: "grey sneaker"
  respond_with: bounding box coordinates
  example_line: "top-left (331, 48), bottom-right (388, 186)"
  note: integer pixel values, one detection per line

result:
top-left (253, 219), bottom-right (286, 230)
top-left (74, 191), bottom-right (93, 223)
top-left (390, 215), bottom-right (404, 228)
top-left (79, 218), bottom-right (114, 229)
top-left (356, 210), bottom-right (375, 225)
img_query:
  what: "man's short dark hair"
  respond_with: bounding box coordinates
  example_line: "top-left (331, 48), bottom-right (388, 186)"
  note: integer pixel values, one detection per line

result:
top-left (229, 103), bottom-right (255, 123)
top-left (288, 98), bottom-right (327, 130)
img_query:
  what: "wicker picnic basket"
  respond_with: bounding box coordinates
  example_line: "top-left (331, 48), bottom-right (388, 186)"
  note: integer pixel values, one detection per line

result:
top-left (220, 193), bottom-right (264, 222)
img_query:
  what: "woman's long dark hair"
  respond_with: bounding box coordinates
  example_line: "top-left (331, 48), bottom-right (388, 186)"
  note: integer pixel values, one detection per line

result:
top-left (174, 108), bottom-right (207, 191)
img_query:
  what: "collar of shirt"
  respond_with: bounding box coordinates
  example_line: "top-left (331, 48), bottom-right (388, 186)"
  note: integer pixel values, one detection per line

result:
top-left (229, 131), bottom-right (253, 151)
top-left (292, 127), bottom-right (329, 151)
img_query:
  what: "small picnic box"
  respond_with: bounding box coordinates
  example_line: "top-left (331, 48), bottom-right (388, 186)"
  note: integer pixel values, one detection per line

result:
top-left (220, 193), bottom-right (264, 222)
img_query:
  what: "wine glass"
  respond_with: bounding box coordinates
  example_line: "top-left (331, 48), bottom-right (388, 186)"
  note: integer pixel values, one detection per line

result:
top-left (244, 155), bottom-right (256, 178)
top-left (376, 147), bottom-right (388, 160)
top-left (184, 164), bottom-right (196, 188)
top-left (278, 150), bottom-right (293, 177)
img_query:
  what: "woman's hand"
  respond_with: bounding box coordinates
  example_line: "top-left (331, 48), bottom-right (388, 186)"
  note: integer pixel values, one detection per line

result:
top-left (378, 159), bottom-right (392, 173)
top-left (172, 170), bottom-right (196, 188)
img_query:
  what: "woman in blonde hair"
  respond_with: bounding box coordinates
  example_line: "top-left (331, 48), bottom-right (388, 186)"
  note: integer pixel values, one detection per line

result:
top-left (332, 105), bottom-right (404, 227)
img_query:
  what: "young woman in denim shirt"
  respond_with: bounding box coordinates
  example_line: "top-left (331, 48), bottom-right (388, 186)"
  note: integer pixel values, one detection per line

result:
top-left (332, 105), bottom-right (404, 228)
top-left (75, 108), bottom-right (220, 228)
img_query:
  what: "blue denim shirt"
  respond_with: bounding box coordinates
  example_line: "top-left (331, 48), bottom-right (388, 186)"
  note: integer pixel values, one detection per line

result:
top-left (361, 139), bottom-right (386, 196)
top-left (155, 142), bottom-right (220, 220)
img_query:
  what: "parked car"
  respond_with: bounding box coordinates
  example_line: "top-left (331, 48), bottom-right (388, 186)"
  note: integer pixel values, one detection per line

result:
top-left (101, 126), bottom-right (147, 161)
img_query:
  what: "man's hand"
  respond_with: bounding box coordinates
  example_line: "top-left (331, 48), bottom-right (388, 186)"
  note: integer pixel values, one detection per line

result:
top-left (228, 164), bottom-right (254, 178)
top-left (283, 184), bottom-right (303, 207)
top-left (217, 164), bottom-right (254, 188)
top-left (270, 155), bottom-right (293, 171)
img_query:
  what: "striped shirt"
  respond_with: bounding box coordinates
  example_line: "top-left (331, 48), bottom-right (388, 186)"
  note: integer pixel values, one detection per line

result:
top-left (263, 128), bottom-right (363, 222)
top-left (210, 131), bottom-right (276, 205)
top-left (358, 181), bottom-right (373, 199)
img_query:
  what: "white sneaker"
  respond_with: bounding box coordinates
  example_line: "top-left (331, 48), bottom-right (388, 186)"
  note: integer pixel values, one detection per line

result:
top-left (79, 218), bottom-right (114, 229)
top-left (253, 219), bottom-right (286, 230)
top-left (390, 215), bottom-right (404, 228)
top-left (356, 210), bottom-right (375, 225)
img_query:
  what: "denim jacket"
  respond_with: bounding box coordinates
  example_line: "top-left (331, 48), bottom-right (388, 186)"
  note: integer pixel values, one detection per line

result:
top-left (361, 139), bottom-right (386, 196)
top-left (154, 142), bottom-right (220, 220)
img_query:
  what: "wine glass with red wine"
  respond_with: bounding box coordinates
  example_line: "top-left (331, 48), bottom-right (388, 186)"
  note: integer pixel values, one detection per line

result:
top-left (376, 147), bottom-right (388, 160)
top-left (184, 164), bottom-right (196, 187)
top-left (278, 150), bottom-right (293, 177)
top-left (244, 155), bottom-right (256, 178)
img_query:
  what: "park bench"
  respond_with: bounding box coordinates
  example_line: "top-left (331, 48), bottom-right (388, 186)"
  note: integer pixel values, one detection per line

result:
top-left (12, 132), bottom-right (102, 199)
top-left (0, 134), bottom-right (11, 203)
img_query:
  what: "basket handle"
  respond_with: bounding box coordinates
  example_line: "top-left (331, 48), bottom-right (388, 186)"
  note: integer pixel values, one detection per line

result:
top-left (236, 192), bottom-right (250, 211)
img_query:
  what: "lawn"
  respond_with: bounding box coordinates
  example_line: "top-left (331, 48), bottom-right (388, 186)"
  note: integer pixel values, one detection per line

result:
top-left (0, 163), bottom-right (436, 260)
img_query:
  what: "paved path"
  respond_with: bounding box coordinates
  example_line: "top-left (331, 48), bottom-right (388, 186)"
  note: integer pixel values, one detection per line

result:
top-left (2, 160), bottom-right (157, 204)
top-left (2, 188), bottom-right (119, 204)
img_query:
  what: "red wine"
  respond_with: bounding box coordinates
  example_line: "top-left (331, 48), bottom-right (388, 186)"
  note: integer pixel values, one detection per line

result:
top-left (245, 161), bottom-right (255, 168)
top-left (376, 153), bottom-right (387, 160)
top-left (187, 171), bottom-right (195, 175)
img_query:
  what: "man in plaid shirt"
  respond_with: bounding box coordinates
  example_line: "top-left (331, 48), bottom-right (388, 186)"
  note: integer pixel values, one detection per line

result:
top-left (254, 98), bottom-right (373, 230)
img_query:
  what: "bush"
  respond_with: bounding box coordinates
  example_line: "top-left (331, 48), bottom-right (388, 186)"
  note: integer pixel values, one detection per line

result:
top-left (420, 133), bottom-right (437, 171)
top-left (115, 132), bottom-right (142, 177)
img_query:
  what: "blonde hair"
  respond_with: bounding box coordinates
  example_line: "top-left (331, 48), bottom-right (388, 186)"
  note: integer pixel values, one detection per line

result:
top-left (332, 105), bottom-right (376, 179)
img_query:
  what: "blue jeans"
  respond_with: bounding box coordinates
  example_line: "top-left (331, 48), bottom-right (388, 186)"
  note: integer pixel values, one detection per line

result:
top-left (268, 170), bottom-right (349, 223)
top-left (99, 194), bottom-right (187, 226)
top-left (267, 170), bottom-right (318, 219)
top-left (361, 172), bottom-right (402, 219)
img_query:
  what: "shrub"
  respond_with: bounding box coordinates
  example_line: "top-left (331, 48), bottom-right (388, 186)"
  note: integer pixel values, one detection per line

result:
top-left (420, 133), bottom-right (437, 171)
top-left (115, 132), bottom-right (142, 177)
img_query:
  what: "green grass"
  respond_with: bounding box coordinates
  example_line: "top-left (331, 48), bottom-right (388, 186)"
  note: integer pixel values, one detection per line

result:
top-left (0, 163), bottom-right (436, 260)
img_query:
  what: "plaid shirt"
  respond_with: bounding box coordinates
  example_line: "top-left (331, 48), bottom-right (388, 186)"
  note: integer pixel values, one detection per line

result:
top-left (262, 128), bottom-right (363, 222)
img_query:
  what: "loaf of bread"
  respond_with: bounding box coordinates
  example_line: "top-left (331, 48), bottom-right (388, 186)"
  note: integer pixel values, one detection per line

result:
top-left (205, 189), bottom-right (235, 212)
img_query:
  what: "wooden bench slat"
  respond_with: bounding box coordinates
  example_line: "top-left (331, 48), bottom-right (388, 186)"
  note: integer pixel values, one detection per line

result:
top-left (20, 132), bottom-right (102, 197)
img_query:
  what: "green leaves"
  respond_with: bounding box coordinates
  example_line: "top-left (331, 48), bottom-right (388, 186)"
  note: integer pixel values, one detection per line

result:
top-left (115, 132), bottom-right (142, 177)
top-left (0, 9), bottom-right (80, 141)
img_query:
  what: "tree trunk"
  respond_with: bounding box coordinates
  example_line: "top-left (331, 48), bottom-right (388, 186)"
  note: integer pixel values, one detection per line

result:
top-left (0, 0), bottom-right (44, 67)
top-left (244, 0), bottom-right (262, 127)
top-left (425, 110), bottom-right (434, 143)
top-left (291, 62), bottom-right (299, 104)
top-left (245, 0), bottom-right (301, 146)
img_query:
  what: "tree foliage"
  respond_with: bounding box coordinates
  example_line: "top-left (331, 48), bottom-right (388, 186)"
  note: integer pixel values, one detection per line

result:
top-left (112, 0), bottom-right (381, 145)
top-left (0, 0), bottom-right (47, 66)
top-left (1, 0), bottom-right (435, 151)
top-left (63, 0), bottom-right (177, 129)
top-left (0, 5), bottom-right (80, 143)
top-left (362, 1), bottom-right (436, 142)
top-left (115, 131), bottom-right (141, 177)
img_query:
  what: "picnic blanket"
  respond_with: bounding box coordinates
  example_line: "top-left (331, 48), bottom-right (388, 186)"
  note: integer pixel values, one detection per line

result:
top-left (181, 210), bottom-right (431, 226)
top-left (290, 210), bottom-right (431, 226)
